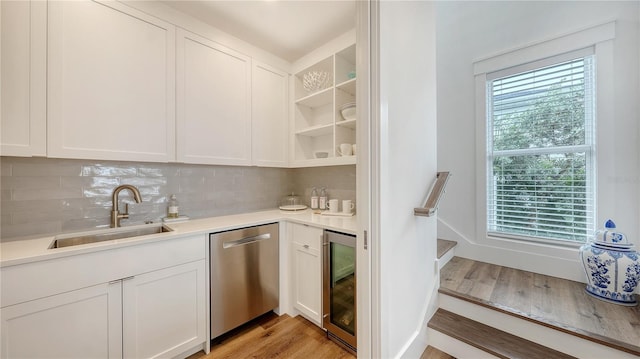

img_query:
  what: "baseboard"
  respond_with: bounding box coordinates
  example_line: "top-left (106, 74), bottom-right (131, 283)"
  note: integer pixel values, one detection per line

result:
top-left (392, 279), bottom-right (440, 359)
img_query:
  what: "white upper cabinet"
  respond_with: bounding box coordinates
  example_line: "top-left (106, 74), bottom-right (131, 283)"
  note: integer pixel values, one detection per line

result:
top-left (0, 0), bottom-right (46, 157)
top-left (176, 29), bottom-right (252, 166)
top-left (252, 61), bottom-right (289, 167)
top-left (47, 1), bottom-right (176, 162)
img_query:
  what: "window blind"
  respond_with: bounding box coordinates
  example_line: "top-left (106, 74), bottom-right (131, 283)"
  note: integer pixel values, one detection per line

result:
top-left (487, 50), bottom-right (595, 243)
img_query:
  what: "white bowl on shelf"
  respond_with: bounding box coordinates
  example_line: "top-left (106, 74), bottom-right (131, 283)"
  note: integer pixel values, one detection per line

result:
top-left (340, 103), bottom-right (356, 121)
top-left (314, 151), bottom-right (329, 159)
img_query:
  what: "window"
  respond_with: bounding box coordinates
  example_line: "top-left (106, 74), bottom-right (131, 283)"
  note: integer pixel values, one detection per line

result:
top-left (486, 48), bottom-right (596, 243)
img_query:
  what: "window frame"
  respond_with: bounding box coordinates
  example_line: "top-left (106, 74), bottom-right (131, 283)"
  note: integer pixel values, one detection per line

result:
top-left (474, 21), bottom-right (616, 248)
top-left (486, 49), bottom-right (596, 244)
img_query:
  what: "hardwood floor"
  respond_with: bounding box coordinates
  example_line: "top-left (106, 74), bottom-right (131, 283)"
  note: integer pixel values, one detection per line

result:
top-left (188, 312), bottom-right (355, 359)
top-left (436, 239), bottom-right (457, 259)
top-left (439, 256), bottom-right (640, 356)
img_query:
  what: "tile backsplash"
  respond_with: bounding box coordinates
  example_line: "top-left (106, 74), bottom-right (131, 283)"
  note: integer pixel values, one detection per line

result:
top-left (0, 157), bottom-right (356, 241)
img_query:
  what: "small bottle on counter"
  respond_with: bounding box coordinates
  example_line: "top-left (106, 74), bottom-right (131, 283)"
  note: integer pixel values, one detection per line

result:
top-left (167, 194), bottom-right (179, 218)
top-left (319, 187), bottom-right (327, 210)
top-left (310, 187), bottom-right (319, 209)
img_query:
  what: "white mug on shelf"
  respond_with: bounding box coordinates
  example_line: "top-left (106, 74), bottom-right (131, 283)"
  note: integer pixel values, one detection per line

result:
top-left (328, 199), bottom-right (339, 213)
top-left (338, 143), bottom-right (353, 156)
top-left (342, 200), bottom-right (355, 214)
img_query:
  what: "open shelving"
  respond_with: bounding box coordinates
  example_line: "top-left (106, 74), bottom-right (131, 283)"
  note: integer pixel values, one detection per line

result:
top-left (291, 43), bottom-right (356, 166)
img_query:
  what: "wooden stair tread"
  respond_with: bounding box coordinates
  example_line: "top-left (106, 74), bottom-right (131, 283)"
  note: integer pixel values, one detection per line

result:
top-left (420, 345), bottom-right (456, 359)
top-left (437, 238), bottom-right (457, 259)
top-left (439, 256), bottom-right (640, 356)
top-left (428, 308), bottom-right (576, 359)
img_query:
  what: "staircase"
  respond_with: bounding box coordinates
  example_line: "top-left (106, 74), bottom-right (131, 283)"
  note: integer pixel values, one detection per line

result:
top-left (426, 239), bottom-right (640, 359)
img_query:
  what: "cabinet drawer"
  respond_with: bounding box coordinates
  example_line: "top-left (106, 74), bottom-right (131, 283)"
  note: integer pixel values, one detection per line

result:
top-left (290, 223), bottom-right (323, 251)
top-left (1, 234), bottom-right (207, 308)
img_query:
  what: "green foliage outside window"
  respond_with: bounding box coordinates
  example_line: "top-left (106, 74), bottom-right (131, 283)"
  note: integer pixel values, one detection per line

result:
top-left (491, 80), bottom-right (591, 242)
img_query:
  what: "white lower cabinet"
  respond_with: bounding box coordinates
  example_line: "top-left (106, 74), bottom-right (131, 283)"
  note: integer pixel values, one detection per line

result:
top-left (290, 223), bottom-right (323, 324)
top-left (0, 282), bottom-right (123, 359)
top-left (0, 235), bottom-right (208, 359)
top-left (123, 261), bottom-right (207, 359)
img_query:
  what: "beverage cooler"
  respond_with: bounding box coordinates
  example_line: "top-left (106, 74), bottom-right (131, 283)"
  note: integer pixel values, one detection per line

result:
top-left (323, 230), bottom-right (356, 354)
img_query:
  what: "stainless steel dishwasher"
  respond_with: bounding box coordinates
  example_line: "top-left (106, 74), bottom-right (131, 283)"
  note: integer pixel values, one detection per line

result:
top-left (209, 223), bottom-right (279, 339)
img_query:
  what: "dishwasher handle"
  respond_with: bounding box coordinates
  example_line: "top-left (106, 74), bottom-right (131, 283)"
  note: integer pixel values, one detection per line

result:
top-left (222, 233), bottom-right (271, 249)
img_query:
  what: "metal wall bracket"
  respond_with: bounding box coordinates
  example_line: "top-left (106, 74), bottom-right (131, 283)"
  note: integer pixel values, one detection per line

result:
top-left (414, 171), bottom-right (451, 217)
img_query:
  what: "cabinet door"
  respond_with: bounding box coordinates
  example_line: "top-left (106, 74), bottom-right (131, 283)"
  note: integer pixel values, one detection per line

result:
top-left (47, 0), bottom-right (176, 162)
top-left (0, 282), bottom-right (122, 359)
top-left (176, 29), bottom-right (252, 165)
top-left (122, 260), bottom-right (207, 359)
top-left (291, 224), bottom-right (323, 324)
top-left (0, 0), bottom-right (46, 157)
top-left (252, 61), bottom-right (289, 167)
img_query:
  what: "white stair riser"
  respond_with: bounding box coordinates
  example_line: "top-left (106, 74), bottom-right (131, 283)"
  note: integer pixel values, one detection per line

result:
top-left (437, 246), bottom-right (456, 270)
top-left (427, 328), bottom-right (500, 359)
top-left (439, 294), bottom-right (638, 359)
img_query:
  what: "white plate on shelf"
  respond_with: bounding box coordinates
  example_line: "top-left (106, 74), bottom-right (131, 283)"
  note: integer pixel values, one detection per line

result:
top-left (279, 204), bottom-right (308, 211)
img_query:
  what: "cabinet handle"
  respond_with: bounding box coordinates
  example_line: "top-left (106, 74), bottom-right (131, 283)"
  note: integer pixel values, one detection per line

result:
top-left (303, 244), bottom-right (309, 249)
top-left (223, 233), bottom-right (271, 249)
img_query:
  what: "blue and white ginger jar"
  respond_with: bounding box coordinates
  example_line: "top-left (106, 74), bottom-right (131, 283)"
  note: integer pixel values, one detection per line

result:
top-left (580, 219), bottom-right (639, 306)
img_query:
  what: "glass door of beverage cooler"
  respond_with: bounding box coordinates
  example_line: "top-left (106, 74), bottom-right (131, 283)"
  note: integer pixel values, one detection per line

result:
top-left (323, 230), bottom-right (356, 354)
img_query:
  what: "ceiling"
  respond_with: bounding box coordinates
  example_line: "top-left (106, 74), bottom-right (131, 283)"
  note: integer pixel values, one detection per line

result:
top-left (161, 0), bottom-right (356, 63)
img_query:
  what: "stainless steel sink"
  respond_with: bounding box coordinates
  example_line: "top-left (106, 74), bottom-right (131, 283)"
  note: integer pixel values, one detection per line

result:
top-left (49, 224), bottom-right (173, 249)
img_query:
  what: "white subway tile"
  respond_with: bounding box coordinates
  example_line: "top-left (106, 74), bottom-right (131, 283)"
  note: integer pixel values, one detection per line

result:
top-left (82, 165), bottom-right (137, 177)
top-left (0, 161), bottom-right (12, 176)
top-left (14, 163), bottom-right (82, 177)
top-left (1, 176), bottom-right (61, 190)
top-left (1, 159), bottom-right (354, 241)
top-left (13, 188), bottom-right (82, 201)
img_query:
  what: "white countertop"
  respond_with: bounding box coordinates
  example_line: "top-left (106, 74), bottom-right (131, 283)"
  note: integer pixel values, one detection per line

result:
top-left (0, 209), bottom-right (357, 267)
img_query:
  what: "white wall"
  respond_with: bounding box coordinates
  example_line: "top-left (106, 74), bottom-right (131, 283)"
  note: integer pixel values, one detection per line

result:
top-left (436, 1), bottom-right (640, 281)
top-left (373, 1), bottom-right (438, 357)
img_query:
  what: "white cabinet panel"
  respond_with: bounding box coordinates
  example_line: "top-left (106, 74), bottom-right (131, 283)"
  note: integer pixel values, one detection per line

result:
top-left (0, 235), bottom-right (208, 359)
top-left (47, 0), bottom-right (175, 162)
top-left (290, 223), bottom-right (323, 324)
top-left (0, 282), bottom-right (122, 359)
top-left (252, 61), bottom-right (289, 167)
top-left (177, 29), bottom-right (252, 165)
top-left (0, 0), bottom-right (46, 157)
top-left (123, 260), bottom-right (207, 359)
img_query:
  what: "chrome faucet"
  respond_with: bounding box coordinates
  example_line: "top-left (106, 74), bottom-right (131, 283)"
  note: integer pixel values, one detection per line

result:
top-left (110, 185), bottom-right (142, 228)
